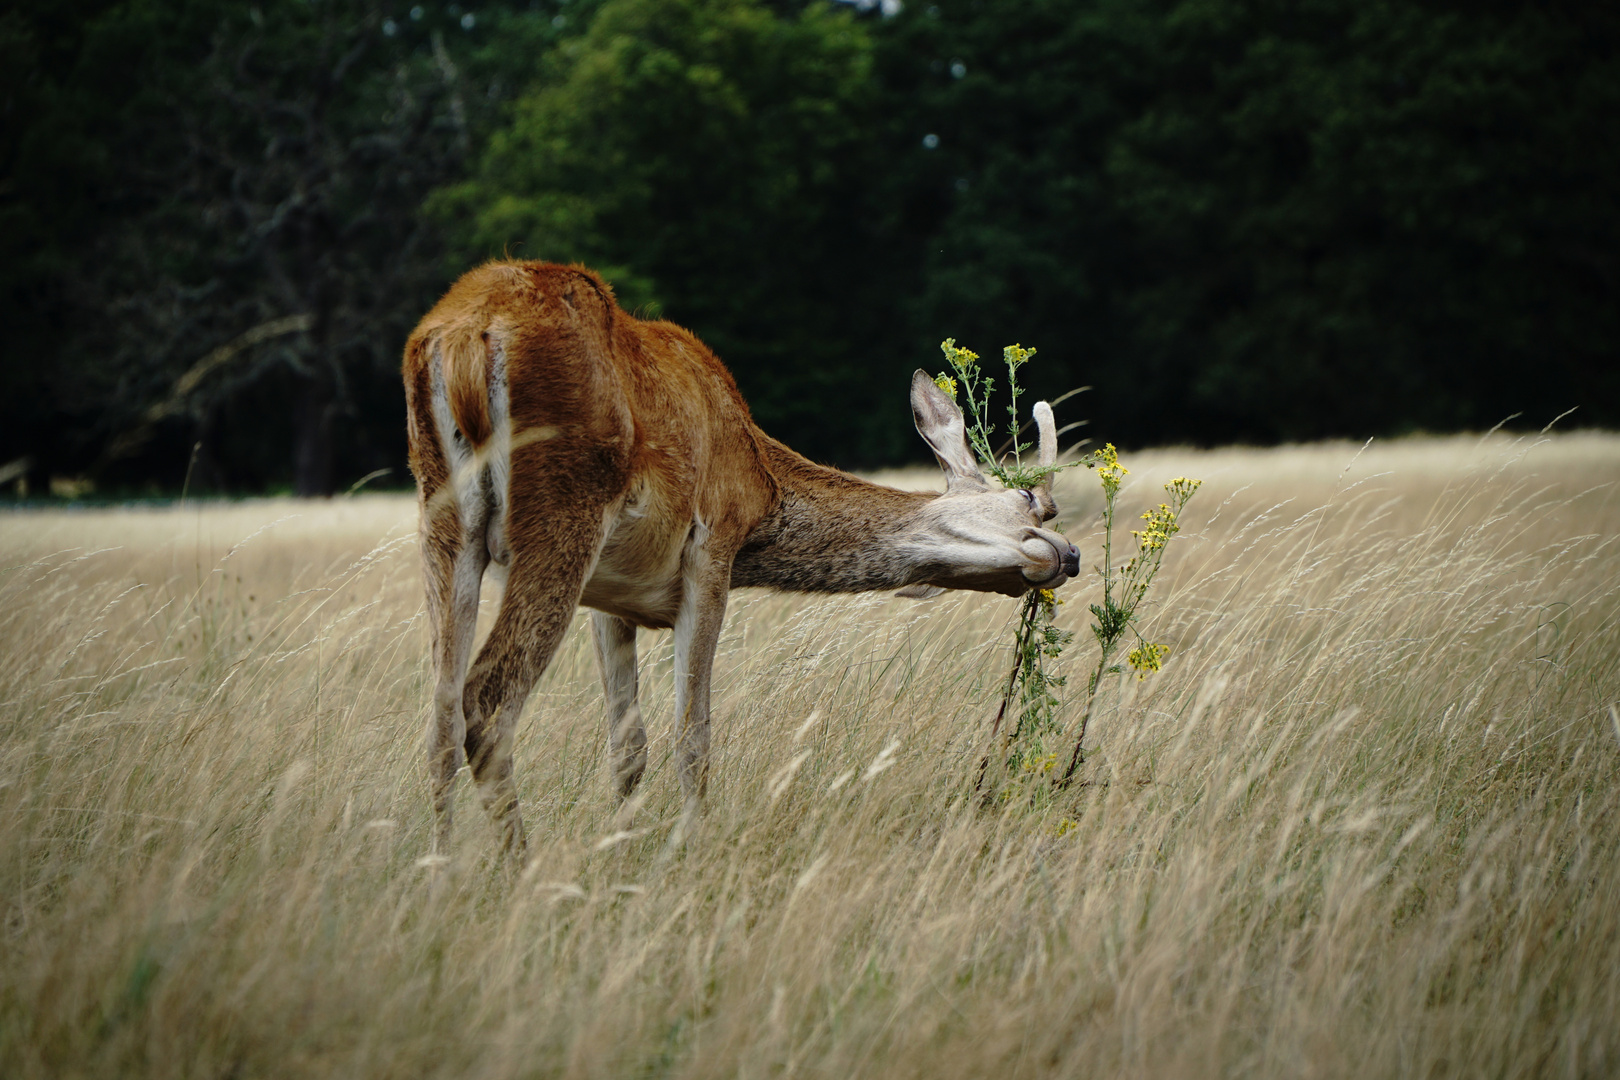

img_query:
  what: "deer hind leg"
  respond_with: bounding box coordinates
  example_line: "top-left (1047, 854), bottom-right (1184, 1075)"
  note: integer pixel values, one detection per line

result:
top-left (462, 501), bottom-right (612, 856)
top-left (423, 505), bottom-right (489, 853)
top-left (590, 612), bottom-right (647, 799)
top-left (419, 403), bottom-right (493, 855)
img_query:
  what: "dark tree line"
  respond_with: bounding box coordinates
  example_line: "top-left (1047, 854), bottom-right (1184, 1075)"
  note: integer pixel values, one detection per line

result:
top-left (4, 0), bottom-right (1616, 495)
top-left (2, 0), bottom-right (555, 494)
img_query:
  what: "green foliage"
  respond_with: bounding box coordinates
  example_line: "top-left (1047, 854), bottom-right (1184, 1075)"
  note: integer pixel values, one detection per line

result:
top-left (434, 0), bottom-right (901, 461)
top-left (996, 587), bottom-right (1075, 787)
top-left (884, 0), bottom-right (1620, 445)
top-left (0, 0), bottom-right (560, 492)
top-left (5, 0), bottom-right (1618, 493)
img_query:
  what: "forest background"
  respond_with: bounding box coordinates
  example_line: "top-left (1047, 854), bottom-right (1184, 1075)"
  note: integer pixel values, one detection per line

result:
top-left (3, 0), bottom-right (1616, 496)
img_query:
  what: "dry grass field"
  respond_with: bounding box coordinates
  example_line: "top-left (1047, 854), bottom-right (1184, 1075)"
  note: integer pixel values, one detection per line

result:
top-left (2, 432), bottom-right (1617, 1079)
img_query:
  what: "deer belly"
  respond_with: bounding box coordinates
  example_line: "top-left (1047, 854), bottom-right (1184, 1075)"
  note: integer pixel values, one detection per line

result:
top-left (580, 527), bottom-right (685, 629)
top-left (579, 570), bottom-right (681, 628)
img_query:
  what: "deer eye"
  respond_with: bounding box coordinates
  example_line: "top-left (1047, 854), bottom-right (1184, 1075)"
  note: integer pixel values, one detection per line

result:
top-left (1019, 489), bottom-right (1038, 510)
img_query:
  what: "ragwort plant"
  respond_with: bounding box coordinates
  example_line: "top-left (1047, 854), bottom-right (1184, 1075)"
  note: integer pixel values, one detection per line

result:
top-left (935, 339), bottom-right (1202, 794)
top-left (1059, 452), bottom-right (1201, 784)
top-left (935, 340), bottom-right (1076, 788)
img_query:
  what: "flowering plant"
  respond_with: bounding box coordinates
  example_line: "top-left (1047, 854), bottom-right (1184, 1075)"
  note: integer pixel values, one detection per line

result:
top-left (936, 339), bottom-right (1069, 491)
top-left (1059, 453), bottom-right (1201, 783)
top-left (935, 339), bottom-right (1077, 787)
top-left (935, 340), bottom-right (1201, 794)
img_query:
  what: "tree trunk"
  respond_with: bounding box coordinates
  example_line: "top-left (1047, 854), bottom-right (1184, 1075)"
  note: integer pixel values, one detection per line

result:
top-left (293, 366), bottom-right (336, 497)
top-left (190, 404), bottom-right (226, 495)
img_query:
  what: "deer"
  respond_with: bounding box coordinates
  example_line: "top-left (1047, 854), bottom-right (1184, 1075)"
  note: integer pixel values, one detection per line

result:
top-left (403, 261), bottom-right (1080, 855)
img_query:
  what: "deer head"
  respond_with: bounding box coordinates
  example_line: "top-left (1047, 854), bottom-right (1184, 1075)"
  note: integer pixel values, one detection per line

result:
top-left (903, 370), bottom-right (1080, 597)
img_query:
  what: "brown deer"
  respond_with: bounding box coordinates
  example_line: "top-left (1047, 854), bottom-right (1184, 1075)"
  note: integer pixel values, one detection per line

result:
top-left (403, 261), bottom-right (1079, 854)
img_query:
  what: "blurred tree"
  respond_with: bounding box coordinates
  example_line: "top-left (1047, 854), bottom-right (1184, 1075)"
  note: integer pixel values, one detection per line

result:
top-left (5, 0), bottom-right (1617, 494)
top-left (877, 0), bottom-right (1620, 444)
top-left (1102, 0), bottom-right (1620, 442)
top-left (859, 0), bottom-right (1153, 442)
top-left (0, 1), bottom-right (127, 493)
top-left (2, 0), bottom-right (559, 494)
top-left (436, 0), bottom-right (921, 462)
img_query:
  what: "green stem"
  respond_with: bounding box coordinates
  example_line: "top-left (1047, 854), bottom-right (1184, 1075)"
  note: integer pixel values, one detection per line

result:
top-left (977, 590), bottom-right (1041, 796)
top-left (1062, 478), bottom-right (1118, 785)
top-left (1002, 592), bottom-right (1039, 718)
top-left (1101, 494), bottom-right (1115, 614)
top-left (1007, 369), bottom-right (1022, 473)
top-left (1060, 659), bottom-right (1106, 785)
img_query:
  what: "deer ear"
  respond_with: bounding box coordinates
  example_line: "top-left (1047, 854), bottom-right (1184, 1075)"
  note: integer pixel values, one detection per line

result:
top-left (910, 370), bottom-right (989, 492)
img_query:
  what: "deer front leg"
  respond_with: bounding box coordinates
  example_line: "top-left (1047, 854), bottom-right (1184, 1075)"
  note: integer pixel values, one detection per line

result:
top-left (672, 534), bottom-right (732, 808)
top-left (590, 612), bottom-right (647, 799)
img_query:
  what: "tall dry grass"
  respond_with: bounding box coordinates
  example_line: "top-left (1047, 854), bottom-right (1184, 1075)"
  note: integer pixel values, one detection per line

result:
top-left (1, 433), bottom-right (1616, 1079)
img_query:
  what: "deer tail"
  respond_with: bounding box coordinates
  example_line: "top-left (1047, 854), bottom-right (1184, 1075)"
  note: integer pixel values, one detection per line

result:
top-left (440, 322), bottom-right (494, 449)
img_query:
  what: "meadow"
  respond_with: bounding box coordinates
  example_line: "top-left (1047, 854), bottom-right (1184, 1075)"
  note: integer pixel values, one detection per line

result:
top-left (1, 432), bottom-right (1616, 1079)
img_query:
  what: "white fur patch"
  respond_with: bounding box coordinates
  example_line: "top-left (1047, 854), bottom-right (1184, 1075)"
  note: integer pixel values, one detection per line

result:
top-left (485, 339), bottom-right (511, 565)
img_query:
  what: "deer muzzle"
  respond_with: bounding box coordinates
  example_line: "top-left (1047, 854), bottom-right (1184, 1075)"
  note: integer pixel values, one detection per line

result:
top-left (1020, 527), bottom-right (1080, 587)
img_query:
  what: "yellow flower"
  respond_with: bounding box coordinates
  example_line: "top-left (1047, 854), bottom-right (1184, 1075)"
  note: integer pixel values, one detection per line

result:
top-left (934, 373), bottom-right (958, 398)
top-left (1131, 502), bottom-right (1180, 553)
top-left (1002, 343), bottom-right (1037, 368)
top-left (1088, 443), bottom-right (1129, 497)
top-left (1022, 752), bottom-right (1058, 775)
top-left (1126, 642), bottom-right (1170, 679)
top-left (1166, 477), bottom-right (1203, 500)
top-left (939, 338), bottom-right (979, 369)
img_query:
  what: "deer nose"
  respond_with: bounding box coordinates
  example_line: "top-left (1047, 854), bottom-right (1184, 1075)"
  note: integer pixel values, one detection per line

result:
top-left (1061, 542), bottom-right (1079, 578)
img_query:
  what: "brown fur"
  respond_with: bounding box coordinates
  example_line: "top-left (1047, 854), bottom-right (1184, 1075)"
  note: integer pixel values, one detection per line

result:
top-left (404, 260), bottom-right (1077, 855)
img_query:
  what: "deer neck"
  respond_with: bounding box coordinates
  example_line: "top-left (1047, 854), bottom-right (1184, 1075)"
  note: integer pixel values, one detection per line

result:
top-left (731, 436), bottom-right (940, 593)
